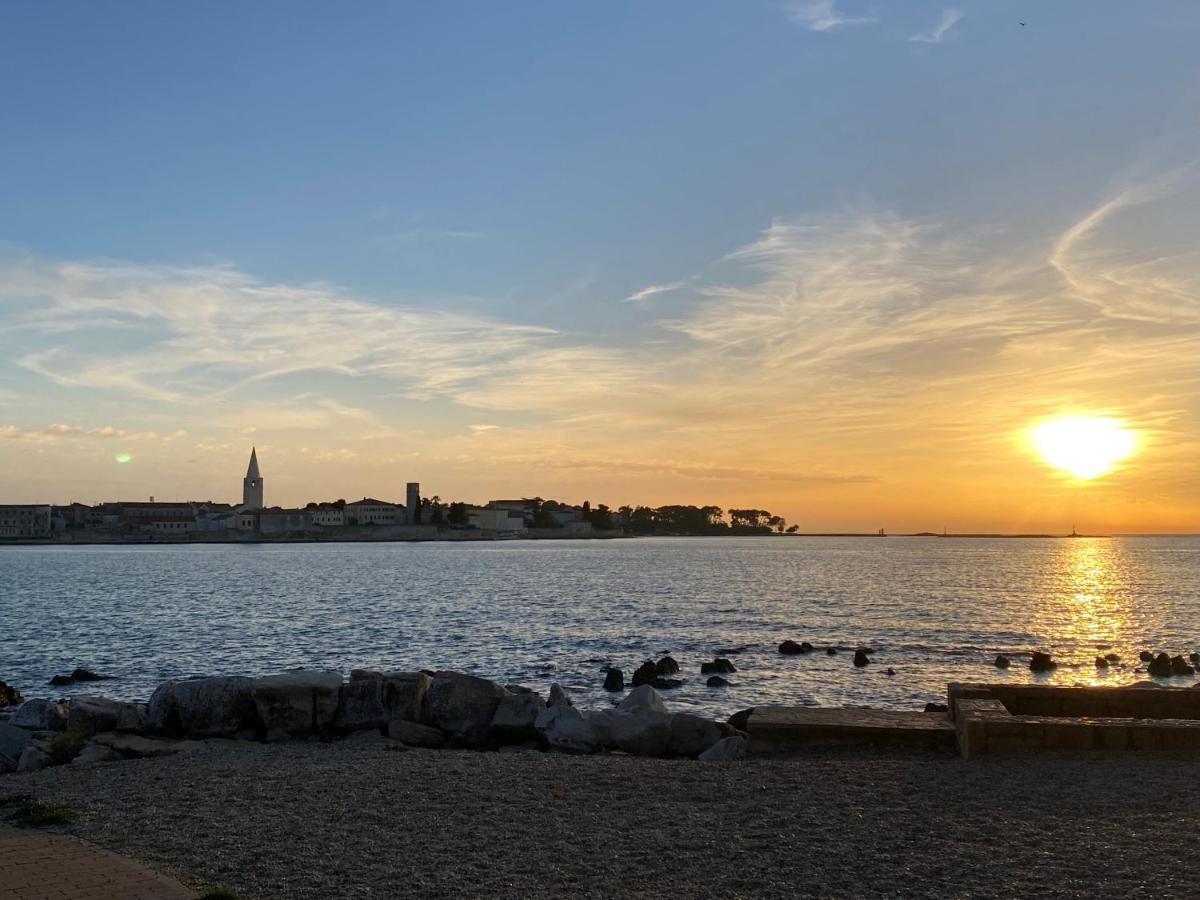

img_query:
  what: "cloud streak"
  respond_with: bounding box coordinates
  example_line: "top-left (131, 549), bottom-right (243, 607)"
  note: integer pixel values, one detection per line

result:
top-left (909, 8), bottom-right (963, 43)
top-left (785, 1), bottom-right (878, 32)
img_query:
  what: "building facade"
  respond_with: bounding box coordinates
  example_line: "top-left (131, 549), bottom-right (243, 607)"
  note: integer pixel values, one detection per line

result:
top-left (345, 498), bottom-right (399, 526)
top-left (0, 505), bottom-right (52, 538)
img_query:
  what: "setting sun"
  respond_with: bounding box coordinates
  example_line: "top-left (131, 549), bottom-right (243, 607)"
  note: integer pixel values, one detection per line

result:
top-left (1030, 415), bottom-right (1138, 480)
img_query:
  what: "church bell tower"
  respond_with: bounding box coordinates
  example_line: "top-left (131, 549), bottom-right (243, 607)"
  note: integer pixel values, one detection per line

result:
top-left (242, 447), bottom-right (264, 510)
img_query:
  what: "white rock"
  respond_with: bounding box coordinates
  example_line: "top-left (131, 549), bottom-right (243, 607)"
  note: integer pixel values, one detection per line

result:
top-left (617, 685), bottom-right (668, 715)
top-left (668, 713), bottom-right (730, 758)
top-left (698, 735), bottom-right (748, 762)
top-left (380, 671), bottom-right (432, 722)
top-left (491, 691), bottom-right (546, 741)
top-left (535, 704), bottom-right (599, 753)
top-left (424, 672), bottom-right (507, 744)
top-left (10, 699), bottom-right (68, 732)
top-left (586, 708), bottom-right (671, 757)
top-left (547, 683), bottom-right (573, 707)
top-left (252, 670), bottom-right (344, 740)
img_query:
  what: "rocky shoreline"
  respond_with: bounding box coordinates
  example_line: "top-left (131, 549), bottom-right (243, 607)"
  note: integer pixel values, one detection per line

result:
top-left (0, 667), bottom-right (747, 776)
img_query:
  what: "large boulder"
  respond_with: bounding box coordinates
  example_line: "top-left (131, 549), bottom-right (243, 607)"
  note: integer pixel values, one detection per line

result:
top-left (589, 708), bottom-right (672, 757)
top-left (668, 713), bottom-right (733, 758)
top-left (618, 685), bottom-right (668, 715)
top-left (252, 670), bottom-right (344, 740)
top-left (151, 676), bottom-right (257, 738)
top-left (0, 722), bottom-right (33, 772)
top-left (16, 744), bottom-right (49, 773)
top-left (68, 696), bottom-right (146, 736)
top-left (1171, 655), bottom-right (1195, 676)
top-left (547, 684), bottom-right (573, 707)
top-left (698, 735), bottom-right (747, 762)
top-left (1029, 652), bottom-right (1056, 673)
top-left (386, 719), bottom-right (450, 748)
top-left (491, 691), bottom-right (546, 743)
top-left (534, 704), bottom-right (598, 753)
top-left (334, 671), bottom-right (388, 732)
top-left (423, 672), bottom-right (507, 744)
top-left (603, 668), bottom-right (624, 692)
top-left (378, 671), bottom-right (432, 723)
top-left (11, 699), bottom-right (68, 732)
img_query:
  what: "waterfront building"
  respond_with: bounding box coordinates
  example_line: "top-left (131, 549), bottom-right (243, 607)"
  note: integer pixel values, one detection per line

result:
top-left (345, 498), bottom-right (399, 526)
top-left (0, 504), bottom-right (52, 538)
top-left (242, 447), bottom-right (264, 510)
top-left (258, 507), bottom-right (313, 535)
top-left (467, 507), bottom-right (527, 533)
top-left (309, 503), bottom-right (345, 527)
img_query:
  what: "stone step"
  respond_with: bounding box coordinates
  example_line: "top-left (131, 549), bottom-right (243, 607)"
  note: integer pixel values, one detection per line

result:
top-left (744, 706), bottom-right (956, 755)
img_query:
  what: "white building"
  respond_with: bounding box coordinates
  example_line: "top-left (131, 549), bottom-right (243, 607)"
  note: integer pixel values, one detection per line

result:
top-left (345, 498), bottom-right (399, 526)
top-left (0, 505), bottom-right (52, 538)
top-left (468, 507), bottom-right (527, 532)
top-left (310, 504), bottom-right (345, 527)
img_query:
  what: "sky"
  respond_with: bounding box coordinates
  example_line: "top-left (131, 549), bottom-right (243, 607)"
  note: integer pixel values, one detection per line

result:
top-left (1, 1), bottom-right (1199, 533)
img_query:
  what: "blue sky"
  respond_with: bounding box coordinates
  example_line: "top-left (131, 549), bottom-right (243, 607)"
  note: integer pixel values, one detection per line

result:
top-left (1, 2), bottom-right (1199, 530)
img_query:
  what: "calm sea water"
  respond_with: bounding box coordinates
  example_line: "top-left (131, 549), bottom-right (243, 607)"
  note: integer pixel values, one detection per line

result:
top-left (2, 536), bottom-right (1198, 716)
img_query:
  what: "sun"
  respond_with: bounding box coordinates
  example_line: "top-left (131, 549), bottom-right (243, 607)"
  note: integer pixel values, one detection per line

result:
top-left (1029, 415), bottom-right (1137, 479)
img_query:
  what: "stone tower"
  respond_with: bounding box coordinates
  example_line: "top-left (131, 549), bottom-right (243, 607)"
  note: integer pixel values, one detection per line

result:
top-left (243, 447), bottom-right (264, 510)
top-left (406, 482), bottom-right (420, 525)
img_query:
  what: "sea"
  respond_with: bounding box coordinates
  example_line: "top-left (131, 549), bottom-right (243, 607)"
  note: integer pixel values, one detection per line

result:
top-left (2, 536), bottom-right (1198, 716)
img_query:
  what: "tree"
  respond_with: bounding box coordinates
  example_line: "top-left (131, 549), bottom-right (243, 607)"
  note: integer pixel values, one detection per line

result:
top-left (786, 524), bottom-right (799, 534)
top-left (446, 502), bottom-right (469, 526)
top-left (588, 503), bottom-right (614, 531)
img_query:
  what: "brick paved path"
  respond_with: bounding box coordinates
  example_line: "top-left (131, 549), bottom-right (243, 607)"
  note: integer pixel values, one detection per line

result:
top-left (0, 825), bottom-right (195, 899)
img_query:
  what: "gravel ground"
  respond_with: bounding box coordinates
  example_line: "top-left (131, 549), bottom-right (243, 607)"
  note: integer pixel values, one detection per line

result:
top-left (3, 736), bottom-right (1199, 899)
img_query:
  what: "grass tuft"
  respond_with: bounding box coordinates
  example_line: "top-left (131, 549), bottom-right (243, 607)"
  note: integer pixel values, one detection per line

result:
top-left (198, 887), bottom-right (245, 900)
top-left (4, 797), bottom-right (77, 827)
top-left (47, 726), bottom-right (90, 766)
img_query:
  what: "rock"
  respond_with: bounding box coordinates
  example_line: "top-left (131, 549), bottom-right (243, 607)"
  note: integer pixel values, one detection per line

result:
top-left (423, 672), bottom-right (507, 744)
top-left (886, 668), bottom-right (896, 676)
top-left (497, 741), bottom-right (541, 754)
top-left (1095, 656), bottom-right (1109, 669)
top-left (90, 731), bottom-right (192, 759)
top-left (826, 648), bottom-right (837, 656)
top-left (0, 681), bottom-right (23, 709)
top-left (1105, 653), bottom-right (1121, 662)
top-left (700, 658), bottom-right (737, 675)
top-left (1139, 650), bottom-right (1154, 662)
top-left (70, 668), bottom-right (109, 682)
top-left (16, 744), bottom-right (49, 773)
top-left (655, 678), bottom-right (684, 689)
top-left (386, 719), bottom-right (450, 748)
top-left (380, 671), bottom-right (432, 723)
top-left (491, 690), bottom-right (547, 742)
top-left (632, 660), bottom-right (658, 686)
top-left (171, 676), bottom-right (257, 738)
top-left (68, 696), bottom-right (146, 736)
top-left (1171, 655), bottom-right (1195, 676)
top-left (858, 647), bottom-right (876, 655)
top-left (0, 722), bottom-right (33, 771)
top-left (668, 713), bottom-right (732, 758)
top-left (1148, 653), bottom-right (1174, 677)
top-left (853, 650), bottom-right (870, 667)
top-left (603, 668), bottom-right (624, 692)
top-left (48, 675), bottom-right (74, 687)
top-left (925, 702), bottom-right (949, 713)
top-left (534, 704), bottom-right (598, 753)
top-left (333, 672), bottom-right (388, 732)
top-left (11, 699), bottom-right (68, 732)
top-left (589, 708), bottom-right (672, 757)
top-left (728, 708), bottom-right (754, 731)
top-left (994, 654), bottom-right (1011, 669)
top-left (706, 676), bottom-right (730, 687)
top-left (778, 640), bottom-right (803, 655)
top-left (252, 670), bottom-right (344, 740)
top-left (655, 657), bottom-right (680, 676)
top-left (1190, 653), bottom-right (1200, 666)
top-left (698, 735), bottom-right (747, 762)
top-left (1030, 652), bottom-right (1057, 673)
top-left (618, 685), bottom-right (668, 715)
top-left (72, 742), bottom-right (121, 765)
top-left (547, 683), bottom-right (573, 707)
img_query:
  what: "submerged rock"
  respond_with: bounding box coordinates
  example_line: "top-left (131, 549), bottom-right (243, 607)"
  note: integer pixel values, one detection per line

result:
top-left (631, 660), bottom-right (658, 686)
top-left (700, 658), bottom-right (737, 675)
top-left (1095, 656), bottom-right (1110, 669)
top-left (706, 676), bottom-right (730, 687)
top-left (826, 648), bottom-right (838, 656)
top-left (1139, 650), bottom-right (1154, 662)
top-left (853, 650), bottom-right (871, 668)
top-left (0, 681), bottom-right (23, 709)
top-left (778, 640), bottom-right (803, 655)
top-left (994, 654), bottom-right (1011, 669)
top-left (1171, 655), bottom-right (1195, 676)
top-left (47, 668), bottom-right (111, 687)
top-left (602, 668), bottom-right (625, 692)
top-left (1148, 653), bottom-right (1174, 677)
top-left (655, 657), bottom-right (680, 676)
top-left (925, 702), bottom-right (949, 713)
top-left (1105, 653), bottom-right (1121, 663)
top-left (1029, 652), bottom-right (1057, 673)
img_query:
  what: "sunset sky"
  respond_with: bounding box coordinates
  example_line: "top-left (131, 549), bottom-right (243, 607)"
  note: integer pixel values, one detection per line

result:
top-left (1, 1), bottom-right (1198, 532)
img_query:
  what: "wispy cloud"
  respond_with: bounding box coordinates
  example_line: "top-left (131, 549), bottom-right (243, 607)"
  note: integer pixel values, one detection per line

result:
top-left (909, 8), bottom-right (963, 43)
top-left (785, 1), bottom-right (878, 32)
top-left (623, 279), bottom-right (686, 304)
top-left (0, 423), bottom-right (163, 443)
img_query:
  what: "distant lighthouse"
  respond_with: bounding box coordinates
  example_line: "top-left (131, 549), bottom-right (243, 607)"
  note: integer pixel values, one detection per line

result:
top-left (243, 447), bottom-right (264, 510)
